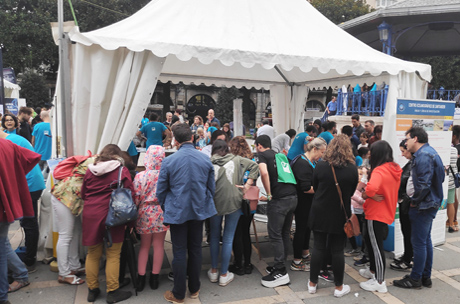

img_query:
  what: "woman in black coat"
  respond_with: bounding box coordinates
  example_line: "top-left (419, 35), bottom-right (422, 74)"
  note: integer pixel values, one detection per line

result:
top-left (308, 135), bottom-right (358, 298)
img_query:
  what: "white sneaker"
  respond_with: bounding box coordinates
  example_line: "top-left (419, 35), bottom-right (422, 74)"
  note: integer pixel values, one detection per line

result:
top-left (360, 278), bottom-right (388, 293)
top-left (219, 272), bottom-right (234, 286)
top-left (307, 280), bottom-right (317, 294)
top-left (334, 284), bottom-right (350, 297)
top-left (359, 268), bottom-right (375, 279)
top-left (207, 269), bottom-right (219, 283)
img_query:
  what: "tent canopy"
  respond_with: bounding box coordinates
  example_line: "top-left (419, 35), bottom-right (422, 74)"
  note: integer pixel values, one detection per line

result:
top-left (61, 0), bottom-right (431, 156)
top-left (69, 0), bottom-right (431, 87)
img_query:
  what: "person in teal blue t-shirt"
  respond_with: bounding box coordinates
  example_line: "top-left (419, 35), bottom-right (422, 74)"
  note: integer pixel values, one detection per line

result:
top-left (317, 121), bottom-right (336, 145)
top-left (136, 112), bottom-right (171, 149)
top-left (32, 111), bottom-right (52, 170)
top-left (287, 125), bottom-right (318, 161)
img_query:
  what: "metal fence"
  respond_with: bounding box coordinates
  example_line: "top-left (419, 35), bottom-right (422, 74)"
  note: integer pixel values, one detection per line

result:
top-left (427, 89), bottom-right (460, 104)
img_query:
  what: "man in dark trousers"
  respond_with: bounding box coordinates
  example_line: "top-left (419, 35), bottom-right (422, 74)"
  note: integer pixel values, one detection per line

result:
top-left (157, 123), bottom-right (217, 303)
top-left (255, 135), bottom-right (297, 288)
top-left (394, 127), bottom-right (444, 289)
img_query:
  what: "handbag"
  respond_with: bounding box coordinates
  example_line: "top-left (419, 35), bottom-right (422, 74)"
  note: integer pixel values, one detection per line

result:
top-left (449, 166), bottom-right (460, 188)
top-left (331, 164), bottom-right (360, 238)
top-left (105, 166), bottom-right (138, 247)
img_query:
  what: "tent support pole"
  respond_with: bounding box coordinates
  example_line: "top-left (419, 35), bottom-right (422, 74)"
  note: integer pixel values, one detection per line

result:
top-left (58, 0), bottom-right (73, 157)
top-left (274, 66), bottom-right (294, 87)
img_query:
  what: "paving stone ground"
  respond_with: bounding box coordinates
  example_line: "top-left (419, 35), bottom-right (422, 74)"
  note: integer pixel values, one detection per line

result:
top-left (7, 217), bottom-right (460, 304)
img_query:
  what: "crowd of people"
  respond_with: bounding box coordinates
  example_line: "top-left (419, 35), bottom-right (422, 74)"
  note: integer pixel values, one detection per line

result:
top-left (0, 107), bottom-right (454, 304)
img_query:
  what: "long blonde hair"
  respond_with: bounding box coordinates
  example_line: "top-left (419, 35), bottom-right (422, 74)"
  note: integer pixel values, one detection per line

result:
top-left (322, 135), bottom-right (355, 167)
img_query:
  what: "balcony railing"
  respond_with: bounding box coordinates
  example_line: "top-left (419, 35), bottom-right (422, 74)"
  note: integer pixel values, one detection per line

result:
top-left (427, 89), bottom-right (460, 104)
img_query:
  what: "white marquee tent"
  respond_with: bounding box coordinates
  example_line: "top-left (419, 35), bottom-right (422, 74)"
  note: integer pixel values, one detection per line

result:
top-left (3, 79), bottom-right (20, 99)
top-left (60, 0), bottom-right (431, 156)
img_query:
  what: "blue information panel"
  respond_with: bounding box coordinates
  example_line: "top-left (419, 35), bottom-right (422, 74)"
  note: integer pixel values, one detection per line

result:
top-left (397, 99), bottom-right (455, 118)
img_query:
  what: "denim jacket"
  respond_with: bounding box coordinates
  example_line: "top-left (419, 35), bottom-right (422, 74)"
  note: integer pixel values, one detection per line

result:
top-left (410, 143), bottom-right (444, 210)
top-left (157, 142), bottom-right (217, 225)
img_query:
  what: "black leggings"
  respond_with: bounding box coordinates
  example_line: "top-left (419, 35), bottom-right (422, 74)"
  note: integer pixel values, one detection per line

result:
top-left (292, 201), bottom-right (312, 259)
top-left (399, 212), bottom-right (413, 264)
top-left (310, 231), bottom-right (346, 286)
top-left (232, 213), bottom-right (254, 266)
top-left (364, 220), bottom-right (388, 284)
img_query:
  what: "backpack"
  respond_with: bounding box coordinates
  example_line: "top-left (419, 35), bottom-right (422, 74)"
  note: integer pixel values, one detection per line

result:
top-left (53, 151), bottom-right (93, 180)
top-left (274, 153), bottom-right (297, 185)
top-left (105, 166), bottom-right (138, 247)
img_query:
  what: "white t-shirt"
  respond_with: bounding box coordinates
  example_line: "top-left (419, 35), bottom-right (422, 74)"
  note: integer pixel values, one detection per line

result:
top-left (257, 124), bottom-right (274, 140)
top-left (271, 133), bottom-right (290, 153)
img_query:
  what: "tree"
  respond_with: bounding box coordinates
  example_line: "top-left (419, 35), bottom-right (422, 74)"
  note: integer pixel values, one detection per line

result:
top-left (0, 0), bottom-right (150, 75)
top-left (309, 0), bottom-right (372, 25)
top-left (215, 87), bottom-right (240, 126)
top-left (408, 55), bottom-right (460, 90)
top-left (19, 70), bottom-right (51, 109)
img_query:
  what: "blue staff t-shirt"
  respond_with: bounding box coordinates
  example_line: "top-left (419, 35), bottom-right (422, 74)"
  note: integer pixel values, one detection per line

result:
top-left (141, 118), bottom-right (149, 127)
top-left (32, 122), bottom-right (52, 160)
top-left (7, 134), bottom-right (46, 192)
top-left (127, 141), bottom-right (138, 156)
top-left (317, 131), bottom-right (334, 144)
top-left (287, 132), bottom-right (308, 161)
top-left (140, 121), bottom-right (167, 149)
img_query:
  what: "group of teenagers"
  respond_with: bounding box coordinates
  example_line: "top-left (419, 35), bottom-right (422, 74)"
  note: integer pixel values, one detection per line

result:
top-left (0, 111), bottom-right (449, 304)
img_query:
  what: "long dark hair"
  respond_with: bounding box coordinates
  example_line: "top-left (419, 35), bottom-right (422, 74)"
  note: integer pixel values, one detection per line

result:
top-left (95, 144), bottom-right (124, 164)
top-left (211, 139), bottom-right (229, 157)
top-left (369, 140), bottom-right (393, 177)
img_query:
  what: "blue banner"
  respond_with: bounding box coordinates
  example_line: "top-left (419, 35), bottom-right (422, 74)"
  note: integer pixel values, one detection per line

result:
top-left (397, 99), bottom-right (455, 117)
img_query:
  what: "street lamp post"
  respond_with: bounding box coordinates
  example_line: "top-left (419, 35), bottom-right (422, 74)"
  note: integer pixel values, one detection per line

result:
top-left (378, 21), bottom-right (393, 56)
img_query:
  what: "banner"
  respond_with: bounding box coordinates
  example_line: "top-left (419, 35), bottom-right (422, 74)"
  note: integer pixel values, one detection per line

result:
top-left (3, 67), bottom-right (17, 84)
top-left (4, 98), bottom-right (19, 115)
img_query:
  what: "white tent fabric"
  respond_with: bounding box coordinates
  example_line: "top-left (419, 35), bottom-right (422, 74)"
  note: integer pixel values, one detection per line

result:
top-left (62, 0), bottom-right (432, 155)
top-left (70, 44), bottom-right (164, 154)
top-left (3, 79), bottom-right (20, 98)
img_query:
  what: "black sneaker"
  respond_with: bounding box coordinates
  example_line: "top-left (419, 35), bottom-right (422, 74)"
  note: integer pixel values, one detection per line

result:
top-left (87, 288), bottom-right (101, 302)
top-left (318, 270), bottom-right (334, 283)
top-left (390, 260), bottom-right (412, 271)
top-left (228, 264), bottom-right (245, 276)
top-left (302, 254), bottom-right (311, 264)
top-left (265, 266), bottom-right (274, 274)
top-left (422, 277), bottom-right (432, 288)
top-left (354, 256), bottom-right (370, 267)
top-left (393, 274), bottom-right (422, 289)
top-left (244, 264), bottom-right (253, 274)
top-left (106, 289), bottom-right (132, 303)
top-left (261, 268), bottom-right (290, 288)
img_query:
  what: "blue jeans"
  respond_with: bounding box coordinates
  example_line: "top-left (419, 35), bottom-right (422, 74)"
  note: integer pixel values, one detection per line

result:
top-left (0, 222), bottom-right (9, 302)
top-left (267, 195), bottom-right (298, 269)
top-left (409, 207), bottom-right (438, 281)
top-left (210, 210), bottom-right (241, 274)
top-left (170, 220), bottom-right (203, 300)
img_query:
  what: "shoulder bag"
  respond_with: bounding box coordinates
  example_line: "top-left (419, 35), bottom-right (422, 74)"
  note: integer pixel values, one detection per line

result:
top-left (331, 164), bottom-right (360, 238)
top-left (449, 166), bottom-right (460, 188)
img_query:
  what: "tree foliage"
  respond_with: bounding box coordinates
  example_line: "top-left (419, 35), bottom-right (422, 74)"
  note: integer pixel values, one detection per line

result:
top-left (409, 56), bottom-right (460, 90)
top-left (310, 0), bottom-right (372, 25)
top-left (215, 87), bottom-right (240, 125)
top-left (0, 0), bottom-right (150, 75)
top-left (19, 70), bottom-right (50, 108)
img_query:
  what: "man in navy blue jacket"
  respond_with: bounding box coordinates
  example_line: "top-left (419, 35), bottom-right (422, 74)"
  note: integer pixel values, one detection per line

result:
top-left (157, 123), bottom-right (217, 303)
top-left (394, 127), bottom-right (444, 289)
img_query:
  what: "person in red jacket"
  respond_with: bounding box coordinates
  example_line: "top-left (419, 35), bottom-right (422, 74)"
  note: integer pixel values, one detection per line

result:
top-left (0, 138), bottom-right (41, 304)
top-left (359, 140), bottom-right (401, 294)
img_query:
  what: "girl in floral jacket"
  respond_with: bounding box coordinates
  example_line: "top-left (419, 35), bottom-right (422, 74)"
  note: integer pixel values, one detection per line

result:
top-left (134, 145), bottom-right (168, 291)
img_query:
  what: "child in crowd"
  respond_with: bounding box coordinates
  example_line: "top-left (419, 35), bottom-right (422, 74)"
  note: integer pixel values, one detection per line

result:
top-left (196, 127), bottom-right (207, 150)
top-left (358, 132), bottom-right (369, 149)
top-left (356, 147), bottom-right (370, 167)
top-left (346, 166), bottom-right (367, 257)
top-left (134, 145), bottom-right (169, 291)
